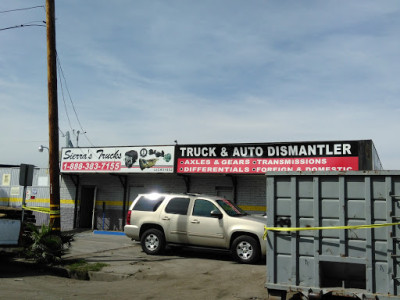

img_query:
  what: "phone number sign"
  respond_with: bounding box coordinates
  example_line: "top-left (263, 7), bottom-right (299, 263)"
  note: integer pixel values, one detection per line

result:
top-left (62, 161), bottom-right (122, 172)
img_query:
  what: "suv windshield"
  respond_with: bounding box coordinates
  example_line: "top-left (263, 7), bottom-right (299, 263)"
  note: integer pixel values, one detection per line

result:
top-left (216, 199), bottom-right (247, 217)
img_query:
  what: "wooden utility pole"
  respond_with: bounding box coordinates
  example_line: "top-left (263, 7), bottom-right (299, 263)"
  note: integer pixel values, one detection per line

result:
top-left (46, 0), bottom-right (60, 232)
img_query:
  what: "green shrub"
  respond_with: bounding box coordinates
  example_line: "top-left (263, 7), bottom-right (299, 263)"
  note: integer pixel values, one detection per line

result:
top-left (21, 223), bottom-right (74, 265)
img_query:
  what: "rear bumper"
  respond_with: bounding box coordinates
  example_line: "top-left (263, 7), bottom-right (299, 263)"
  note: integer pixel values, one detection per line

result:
top-left (123, 225), bottom-right (140, 240)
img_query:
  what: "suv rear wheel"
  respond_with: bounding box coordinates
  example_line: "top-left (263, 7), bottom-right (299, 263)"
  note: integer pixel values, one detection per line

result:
top-left (141, 229), bottom-right (166, 255)
top-left (231, 235), bottom-right (260, 264)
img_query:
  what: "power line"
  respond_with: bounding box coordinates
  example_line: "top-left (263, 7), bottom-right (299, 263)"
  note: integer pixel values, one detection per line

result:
top-left (0, 5), bottom-right (44, 14)
top-left (57, 61), bottom-right (74, 131)
top-left (2, 4), bottom-right (95, 148)
top-left (58, 127), bottom-right (66, 137)
top-left (0, 23), bottom-right (45, 31)
top-left (56, 54), bottom-right (96, 147)
top-left (0, 5), bottom-right (46, 31)
top-left (23, 20), bottom-right (46, 25)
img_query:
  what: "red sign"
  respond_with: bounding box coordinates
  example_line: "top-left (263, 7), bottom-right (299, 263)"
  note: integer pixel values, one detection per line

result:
top-left (176, 142), bottom-right (363, 174)
top-left (177, 157), bottom-right (359, 174)
top-left (62, 161), bottom-right (122, 172)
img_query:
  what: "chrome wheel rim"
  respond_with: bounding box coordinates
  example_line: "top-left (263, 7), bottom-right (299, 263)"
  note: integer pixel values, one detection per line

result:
top-left (145, 234), bottom-right (159, 251)
top-left (236, 241), bottom-right (253, 260)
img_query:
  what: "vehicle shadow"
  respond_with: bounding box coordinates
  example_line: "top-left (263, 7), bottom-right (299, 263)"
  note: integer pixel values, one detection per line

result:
top-left (162, 245), bottom-right (266, 265)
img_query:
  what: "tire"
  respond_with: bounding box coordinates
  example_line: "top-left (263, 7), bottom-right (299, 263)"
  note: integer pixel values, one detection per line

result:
top-left (231, 235), bottom-right (260, 264)
top-left (141, 228), bottom-right (166, 255)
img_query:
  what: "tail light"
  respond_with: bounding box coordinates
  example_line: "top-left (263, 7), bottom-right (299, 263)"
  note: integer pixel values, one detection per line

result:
top-left (126, 210), bottom-right (132, 225)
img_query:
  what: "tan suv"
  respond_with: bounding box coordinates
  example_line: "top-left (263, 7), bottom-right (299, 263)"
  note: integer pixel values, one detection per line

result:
top-left (124, 193), bottom-right (266, 264)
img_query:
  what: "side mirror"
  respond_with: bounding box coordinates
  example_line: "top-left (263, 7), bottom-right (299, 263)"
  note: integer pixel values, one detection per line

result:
top-left (210, 210), bottom-right (223, 219)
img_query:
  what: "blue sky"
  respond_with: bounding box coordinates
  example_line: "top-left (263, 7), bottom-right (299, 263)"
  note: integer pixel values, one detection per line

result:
top-left (1, 1), bottom-right (400, 169)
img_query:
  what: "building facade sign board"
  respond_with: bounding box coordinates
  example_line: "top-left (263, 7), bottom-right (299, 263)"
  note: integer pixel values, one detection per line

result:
top-left (60, 140), bottom-right (381, 175)
top-left (60, 146), bottom-right (175, 173)
top-left (176, 140), bottom-right (380, 174)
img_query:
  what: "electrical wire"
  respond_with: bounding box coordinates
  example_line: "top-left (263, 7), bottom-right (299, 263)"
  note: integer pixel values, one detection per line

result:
top-left (56, 54), bottom-right (96, 147)
top-left (0, 23), bottom-right (45, 31)
top-left (0, 6), bottom-right (46, 31)
top-left (2, 4), bottom-right (96, 149)
top-left (1, 4), bottom-right (88, 152)
top-left (0, 4), bottom-right (46, 31)
top-left (57, 61), bottom-right (74, 131)
top-left (0, 5), bottom-right (44, 14)
top-left (59, 127), bottom-right (66, 137)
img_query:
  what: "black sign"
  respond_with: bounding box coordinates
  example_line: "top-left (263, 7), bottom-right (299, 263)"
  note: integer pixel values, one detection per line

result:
top-left (177, 141), bottom-right (359, 159)
top-left (19, 164), bottom-right (34, 186)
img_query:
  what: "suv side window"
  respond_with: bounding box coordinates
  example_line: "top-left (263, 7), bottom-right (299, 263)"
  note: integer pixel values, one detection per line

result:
top-left (165, 197), bottom-right (190, 215)
top-left (192, 199), bottom-right (219, 217)
top-left (133, 195), bottom-right (165, 212)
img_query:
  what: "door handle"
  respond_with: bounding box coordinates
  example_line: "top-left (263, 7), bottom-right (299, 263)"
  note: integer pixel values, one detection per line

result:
top-left (162, 216), bottom-right (170, 221)
top-left (191, 219), bottom-right (200, 224)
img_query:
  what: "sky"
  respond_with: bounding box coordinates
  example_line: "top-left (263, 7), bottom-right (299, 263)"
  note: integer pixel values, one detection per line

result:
top-left (1, 1), bottom-right (400, 169)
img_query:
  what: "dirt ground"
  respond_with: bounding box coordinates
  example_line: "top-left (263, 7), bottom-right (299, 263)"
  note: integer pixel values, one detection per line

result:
top-left (0, 235), bottom-right (268, 300)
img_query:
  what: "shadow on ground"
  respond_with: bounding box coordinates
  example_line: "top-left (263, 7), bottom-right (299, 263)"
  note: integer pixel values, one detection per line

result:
top-left (162, 244), bottom-right (266, 265)
top-left (0, 254), bottom-right (69, 279)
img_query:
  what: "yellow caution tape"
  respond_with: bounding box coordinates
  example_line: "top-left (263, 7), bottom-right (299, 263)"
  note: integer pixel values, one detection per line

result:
top-left (22, 206), bottom-right (60, 215)
top-left (263, 222), bottom-right (400, 240)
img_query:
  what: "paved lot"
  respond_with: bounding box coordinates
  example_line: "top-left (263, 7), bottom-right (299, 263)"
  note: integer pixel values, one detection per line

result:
top-left (0, 231), bottom-right (268, 300)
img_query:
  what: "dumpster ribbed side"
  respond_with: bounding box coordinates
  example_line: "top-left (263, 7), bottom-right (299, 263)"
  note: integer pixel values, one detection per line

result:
top-left (266, 171), bottom-right (400, 300)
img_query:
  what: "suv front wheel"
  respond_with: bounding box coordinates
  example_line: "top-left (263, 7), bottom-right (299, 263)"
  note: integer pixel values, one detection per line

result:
top-left (231, 235), bottom-right (260, 264)
top-left (141, 228), bottom-right (166, 255)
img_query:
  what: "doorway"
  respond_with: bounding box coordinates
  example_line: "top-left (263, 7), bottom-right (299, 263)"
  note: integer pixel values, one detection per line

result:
top-left (79, 186), bottom-right (97, 229)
